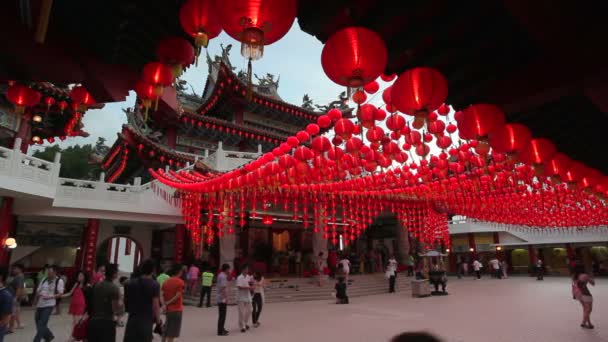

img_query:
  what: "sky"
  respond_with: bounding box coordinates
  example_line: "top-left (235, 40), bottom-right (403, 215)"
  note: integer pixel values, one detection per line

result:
top-left (40, 20), bottom-right (356, 149)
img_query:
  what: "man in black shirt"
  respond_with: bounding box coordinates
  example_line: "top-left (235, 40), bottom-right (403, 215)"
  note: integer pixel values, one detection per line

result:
top-left (88, 263), bottom-right (120, 342)
top-left (124, 259), bottom-right (161, 342)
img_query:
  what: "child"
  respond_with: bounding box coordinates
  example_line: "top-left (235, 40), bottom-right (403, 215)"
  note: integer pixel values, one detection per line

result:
top-left (335, 277), bottom-right (348, 304)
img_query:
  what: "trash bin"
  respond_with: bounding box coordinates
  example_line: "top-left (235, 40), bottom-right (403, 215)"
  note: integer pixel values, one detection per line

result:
top-left (411, 279), bottom-right (431, 297)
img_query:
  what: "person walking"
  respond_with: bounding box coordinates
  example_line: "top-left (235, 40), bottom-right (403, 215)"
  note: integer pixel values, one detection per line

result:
top-left (501, 260), bottom-right (508, 279)
top-left (472, 259), bottom-right (482, 279)
top-left (489, 256), bottom-right (501, 279)
top-left (216, 264), bottom-right (230, 336)
top-left (87, 264), bottom-right (120, 342)
top-left (161, 264), bottom-right (185, 342)
top-left (187, 264), bottom-right (200, 296)
top-left (236, 265), bottom-right (254, 333)
top-left (387, 255), bottom-right (398, 293)
top-left (198, 268), bottom-right (214, 308)
top-left (63, 271), bottom-right (89, 342)
top-left (7, 264), bottom-right (25, 333)
top-left (572, 266), bottom-right (595, 329)
top-left (156, 268), bottom-right (170, 287)
top-left (124, 259), bottom-right (162, 342)
top-left (536, 259), bottom-right (544, 280)
top-left (251, 271), bottom-right (265, 328)
top-left (33, 265), bottom-right (64, 342)
top-left (0, 267), bottom-right (14, 342)
top-left (338, 255), bottom-right (351, 281)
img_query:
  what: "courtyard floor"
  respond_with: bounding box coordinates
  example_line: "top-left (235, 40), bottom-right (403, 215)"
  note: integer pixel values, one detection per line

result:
top-left (9, 276), bottom-right (608, 342)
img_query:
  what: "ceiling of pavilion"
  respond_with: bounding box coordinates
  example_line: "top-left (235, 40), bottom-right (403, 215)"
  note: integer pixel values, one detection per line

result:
top-left (1, 1), bottom-right (606, 173)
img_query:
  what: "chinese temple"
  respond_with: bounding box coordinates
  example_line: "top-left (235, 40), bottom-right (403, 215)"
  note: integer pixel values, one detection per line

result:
top-left (0, 0), bottom-right (607, 281)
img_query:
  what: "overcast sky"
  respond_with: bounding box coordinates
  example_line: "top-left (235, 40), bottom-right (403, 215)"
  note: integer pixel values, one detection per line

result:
top-left (42, 21), bottom-right (365, 149)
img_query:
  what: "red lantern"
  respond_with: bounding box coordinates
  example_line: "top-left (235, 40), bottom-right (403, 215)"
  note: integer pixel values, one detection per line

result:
top-left (380, 73), bottom-right (396, 82)
top-left (458, 104), bottom-right (506, 140)
top-left (70, 86), bottom-right (95, 111)
top-left (327, 108), bottom-right (342, 121)
top-left (364, 80), bottom-right (380, 94)
top-left (262, 215), bottom-right (274, 225)
top-left (545, 153), bottom-right (571, 177)
top-left (488, 123), bottom-right (531, 154)
top-left (519, 138), bottom-right (557, 165)
top-left (179, 0), bottom-right (222, 50)
top-left (334, 119), bottom-right (355, 139)
top-left (352, 91), bottom-right (367, 105)
top-left (141, 62), bottom-right (174, 109)
top-left (391, 67), bottom-right (447, 115)
top-left (156, 37), bottom-right (195, 77)
top-left (317, 115), bottom-right (331, 128)
top-left (6, 84), bottom-right (41, 114)
top-left (216, 0), bottom-right (296, 60)
top-left (386, 114), bottom-right (406, 132)
top-left (322, 27), bottom-right (387, 87)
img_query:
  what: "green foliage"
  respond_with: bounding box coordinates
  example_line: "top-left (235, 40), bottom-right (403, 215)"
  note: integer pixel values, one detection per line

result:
top-left (33, 141), bottom-right (103, 180)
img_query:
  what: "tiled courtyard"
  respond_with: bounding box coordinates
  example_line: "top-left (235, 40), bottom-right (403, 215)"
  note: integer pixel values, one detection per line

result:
top-left (8, 276), bottom-right (607, 342)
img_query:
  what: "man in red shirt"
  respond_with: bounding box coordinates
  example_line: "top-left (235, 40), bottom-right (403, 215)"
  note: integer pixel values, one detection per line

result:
top-left (162, 264), bottom-right (185, 342)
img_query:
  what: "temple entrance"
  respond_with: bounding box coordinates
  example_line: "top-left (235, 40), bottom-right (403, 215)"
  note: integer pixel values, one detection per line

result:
top-left (97, 236), bottom-right (142, 273)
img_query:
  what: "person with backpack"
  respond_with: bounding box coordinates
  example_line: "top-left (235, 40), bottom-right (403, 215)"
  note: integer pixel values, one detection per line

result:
top-left (0, 266), bottom-right (14, 341)
top-left (33, 265), bottom-right (64, 342)
top-left (87, 264), bottom-right (120, 342)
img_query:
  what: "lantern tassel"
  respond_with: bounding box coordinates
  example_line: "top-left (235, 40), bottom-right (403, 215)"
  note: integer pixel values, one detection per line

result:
top-left (247, 58), bottom-right (253, 101)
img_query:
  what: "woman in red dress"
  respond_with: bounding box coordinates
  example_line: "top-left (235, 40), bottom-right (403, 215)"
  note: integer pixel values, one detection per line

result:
top-left (63, 271), bottom-right (90, 342)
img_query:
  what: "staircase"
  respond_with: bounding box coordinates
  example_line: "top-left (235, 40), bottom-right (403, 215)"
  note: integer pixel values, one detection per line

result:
top-left (184, 274), bottom-right (411, 305)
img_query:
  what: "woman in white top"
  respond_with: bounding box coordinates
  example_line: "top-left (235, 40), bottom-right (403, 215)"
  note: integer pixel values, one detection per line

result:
top-left (387, 255), bottom-right (398, 293)
top-left (251, 271), bottom-right (265, 328)
top-left (338, 256), bottom-right (351, 281)
top-left (472, 259), bottom-right (482, 279)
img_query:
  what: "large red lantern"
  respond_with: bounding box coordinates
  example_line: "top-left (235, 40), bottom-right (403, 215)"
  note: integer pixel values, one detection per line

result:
top-left (135, 81), bottom-right (159, 120)
top-left (179, 0), bottom-right (222, 51)
top-left (141, 62), bottom-right (174, 109)
top-left (216, 0), bottom-right (296, 60)
top-left (544, 153), bottom-right (571, 177)
top-left (334, 119), bottom-right (355, 139)
top-left (70, 86), bottom-right (95, 111)
top-left (519, 138), bottom-right (557, 165)
top-left (488, 123), bottom-right (531, 154)
top-left (156, 37), bottom-right (195, 77)
top-left (321, 27), bottom-right (387, 88)
top-left (6, 84), bottom-right (41, 114)
top-left (391, 67), bottom-right (447, 118)
top-left (458, 104), bottom-right (506, 140)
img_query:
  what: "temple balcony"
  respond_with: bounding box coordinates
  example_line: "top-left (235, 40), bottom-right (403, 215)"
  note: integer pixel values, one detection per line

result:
top-left (202, 141), bottom-right (263, 172)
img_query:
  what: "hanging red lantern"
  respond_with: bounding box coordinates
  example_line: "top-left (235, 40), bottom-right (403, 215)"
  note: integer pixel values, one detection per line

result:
top-left (519, 138), bottom-right (557, 165)
top-left (334, 118), bottom-right (355, 139)
top-left (458, 104), bottom-right (506, 141)
top-left (70, 86), bottom-right (95, 111)
top-left (156, 37), bottom-right (196, 77)
top-left (327, 108), bottom-right (342, 121)
top-left (134, 81), bottom-right (159, 119)
top-left (545, 153), bottom-right (571, 177)
top-left (352, 90), bottom-right (367, 105)
top-left (391, 67), bottom-right (447, 117)
top-left (141, 62), bottom-right (174, 109)
top-left (6, 84), bottom-right (41, 114)
top-left (179, 0), bottom-right (222, 53)
top-left (364, 80), bottom-right (380, 94)
top-left (386, 114), bottom-right (406, 132)
top-left (321, 27), bottom-right (387, 87)
top-left (380, 73), bottom-right (396, 82)
top-left (262, 215), bottom-right (274, 225)
top-left (488, 123), bottom-right (531, 154)
top-left (216, 0), bottom-right (296, 60)
top-left (317, 115), bottom-right (331, 128)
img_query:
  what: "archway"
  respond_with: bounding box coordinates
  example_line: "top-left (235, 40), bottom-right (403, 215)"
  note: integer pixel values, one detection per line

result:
top-left (97, 236), bottom-right (143, 273)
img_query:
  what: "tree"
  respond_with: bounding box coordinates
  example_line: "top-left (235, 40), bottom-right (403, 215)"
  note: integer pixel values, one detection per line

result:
top-left (33, 143), bottom-right (102, 180)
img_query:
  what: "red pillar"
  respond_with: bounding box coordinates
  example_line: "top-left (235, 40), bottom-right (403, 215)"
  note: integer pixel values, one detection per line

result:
top-left (0, 198), bottom-right (16, 265)
top-left (14, 115), bottom-right (31, 153)
top-left (82, 219), bottom-right (100, 274)
top-left (166, 126), bottom-right (177, 149)
top-left (174, 224), bottom-right (185, 264)
top-left (467, 233), bottom-right (477, 260)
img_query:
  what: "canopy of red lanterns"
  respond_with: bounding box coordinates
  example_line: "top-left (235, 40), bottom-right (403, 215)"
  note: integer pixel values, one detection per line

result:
top-left (144, 0), bottom-right (607, 249)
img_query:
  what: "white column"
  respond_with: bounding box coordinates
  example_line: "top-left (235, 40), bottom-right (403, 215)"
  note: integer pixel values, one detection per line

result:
top-left (312, 208), bottom-right (328, 270)
top-left (219, 202), bottom-right (236, 269)
top-left (395, 221), bottom-right (410, 265)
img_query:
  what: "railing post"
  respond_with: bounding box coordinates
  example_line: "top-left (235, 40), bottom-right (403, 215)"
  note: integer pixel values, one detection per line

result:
top-left (49, 151), bottom-right (62, 185)
top-left (215, 141), bottom-right (226, 170)
top-left (257, 144), bottom-right (262, 154)
top-left (204, 149), bottom-right (209, 158)
top-left (99, 172), bottom-right (105, 182)
top-left (9, 138), bottom-right (22, 177)
top-left (134, 177), bottom-right (141, 186)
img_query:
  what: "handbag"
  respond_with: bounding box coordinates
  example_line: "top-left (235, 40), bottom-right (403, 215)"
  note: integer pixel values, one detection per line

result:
top-left (154, 320), bottom-right (164, 336)
top-left (72, 317), bottom-right (89, 341)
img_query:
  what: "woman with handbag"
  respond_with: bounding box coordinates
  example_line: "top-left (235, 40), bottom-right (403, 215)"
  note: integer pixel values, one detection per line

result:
top-left (63, 271), bottom-right (90, 342)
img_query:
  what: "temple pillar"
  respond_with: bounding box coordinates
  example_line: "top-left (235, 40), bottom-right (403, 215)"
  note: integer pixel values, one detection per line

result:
top-left (82, 219), bottom-right (100, 274)
top-left (528, 245), bottom-right (537, 267)
top-left (166, 126), bottom-right (177, 149)
top-left (467, 233), bottom-right (476, 260)
top-left (0, 198), bottom-right (16, 265)
top-left (219, 233), bottom-right (236, 270)
top-left (174, 224), bottom-right (185, 264)
top-left (312, 209), bottom-right (328, 270)
top-left (14, 114), bottom-right (31, 153)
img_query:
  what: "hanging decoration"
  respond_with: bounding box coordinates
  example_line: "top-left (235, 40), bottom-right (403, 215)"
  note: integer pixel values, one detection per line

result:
top-left (179, 0), bottom-right (222, 63)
